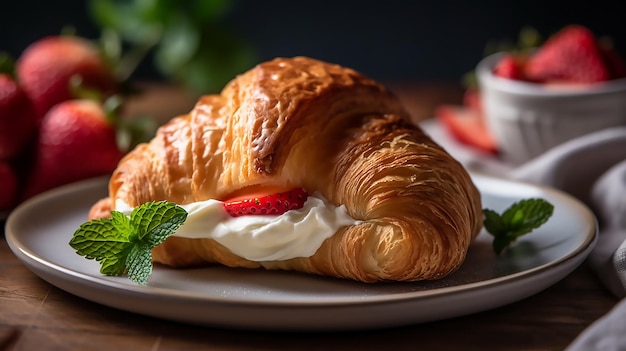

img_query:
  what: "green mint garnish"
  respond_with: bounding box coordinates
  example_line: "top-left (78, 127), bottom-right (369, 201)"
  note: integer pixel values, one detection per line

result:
top-left (69, 201), bottom-right (188, 285)
top-left (483, 198), bottom-right (554, 255)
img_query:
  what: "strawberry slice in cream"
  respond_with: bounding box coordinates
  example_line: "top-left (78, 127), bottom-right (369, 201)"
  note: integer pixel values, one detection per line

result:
top-left (114, 193), bottom-right (359, 262)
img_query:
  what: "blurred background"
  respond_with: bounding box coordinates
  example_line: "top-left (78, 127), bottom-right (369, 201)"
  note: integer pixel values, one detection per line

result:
top-left (1, 0), bottom-right (625, 205)
top-left (1, 0), bottom-right (624, 109)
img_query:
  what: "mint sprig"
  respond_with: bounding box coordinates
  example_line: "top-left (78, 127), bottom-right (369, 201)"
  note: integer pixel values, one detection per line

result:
top-left (69, 201), bottom-right (187, 285)
top-left (483, 198), bottom-right (554, 255)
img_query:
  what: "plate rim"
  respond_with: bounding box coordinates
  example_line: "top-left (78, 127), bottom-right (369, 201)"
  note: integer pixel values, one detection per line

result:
top-left (5, 174), bottom-right (598, 309)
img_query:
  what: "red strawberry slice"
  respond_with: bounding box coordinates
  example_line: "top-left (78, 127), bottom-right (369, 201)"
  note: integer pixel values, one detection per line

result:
top-left (435, 104), bottom-right (498, 154)
top-left (525, 25), bottom-right (609, 83)
top-left (223, 188), bottom-right (309, 217)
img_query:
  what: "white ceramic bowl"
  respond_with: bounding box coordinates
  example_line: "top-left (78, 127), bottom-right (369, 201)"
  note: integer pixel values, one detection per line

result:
top-left (476, 52), bottom-right (626, 165)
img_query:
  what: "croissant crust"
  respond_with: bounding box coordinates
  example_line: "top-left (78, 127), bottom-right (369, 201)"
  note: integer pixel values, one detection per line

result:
top-left (91, 56), bottom-right (483, 282)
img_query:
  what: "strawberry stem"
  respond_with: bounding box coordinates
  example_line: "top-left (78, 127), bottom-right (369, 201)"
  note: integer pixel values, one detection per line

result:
top-left (69, 75), bottom-right (105, 102)
top-left (103, 95), bottom-right (124, 123)
top-left (105, 93), bottom-right (156, 153)
top-left (0, 52), bottom-right (15, 77)
top-left (518, 26), bottom-right (542, 52)
top-left (60, 25), bottom-right (78, 37)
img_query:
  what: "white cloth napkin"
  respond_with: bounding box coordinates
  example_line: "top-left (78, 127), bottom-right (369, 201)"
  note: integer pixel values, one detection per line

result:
top-left (420, 121), bottom-right (626, 350)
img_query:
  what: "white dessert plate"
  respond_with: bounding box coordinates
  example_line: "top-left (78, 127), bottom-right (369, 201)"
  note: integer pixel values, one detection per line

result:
top-left (5, 174), bottom-right (597, 331)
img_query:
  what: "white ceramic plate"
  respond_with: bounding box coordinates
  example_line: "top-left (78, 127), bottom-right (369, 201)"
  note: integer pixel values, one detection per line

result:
top-left (5, 174), bottom-right (597, 331)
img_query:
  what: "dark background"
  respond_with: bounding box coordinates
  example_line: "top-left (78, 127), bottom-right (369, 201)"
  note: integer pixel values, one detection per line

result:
top-left (1, 0), bottom-right (624, 86)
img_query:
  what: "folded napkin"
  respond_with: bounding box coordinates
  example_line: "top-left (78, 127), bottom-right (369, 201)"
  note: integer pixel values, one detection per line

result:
top-left (421, 121), bottom-right (626, 350)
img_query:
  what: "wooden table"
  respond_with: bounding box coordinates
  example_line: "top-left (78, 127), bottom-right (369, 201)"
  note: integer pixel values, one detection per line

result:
top-left (0, 83), bottom-right (621, 351)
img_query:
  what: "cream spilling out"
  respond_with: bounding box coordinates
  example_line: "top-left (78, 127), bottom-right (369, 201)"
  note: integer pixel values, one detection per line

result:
top-left (114, 194), bottom-right (359, 262)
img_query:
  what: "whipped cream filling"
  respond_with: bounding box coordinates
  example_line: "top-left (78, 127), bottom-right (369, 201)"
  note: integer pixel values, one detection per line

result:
top-left (114, 194), bottom-right (359, 262)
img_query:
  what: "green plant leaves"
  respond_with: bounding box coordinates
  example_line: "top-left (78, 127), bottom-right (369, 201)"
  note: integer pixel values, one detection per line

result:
top-left (89, 0), bottom-right (255, 93)
top-left (69, 201), bottom-right (188, 285)
top-left (483, 198), bottom-right (554, 255)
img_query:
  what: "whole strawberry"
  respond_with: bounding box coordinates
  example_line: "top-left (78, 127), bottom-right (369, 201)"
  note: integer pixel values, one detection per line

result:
top-left (525, 25), bottom-right (609, 83)
top-left (16, 36), bottom-right (116, 119)
top-left (0, 74), bottom-right (38, 160)
top-left (22, 99), bottom-right (124, 199)
top-left (493, 54), bottom-right (526, 80)
top-left (0, 161), bottom-right (18, 211)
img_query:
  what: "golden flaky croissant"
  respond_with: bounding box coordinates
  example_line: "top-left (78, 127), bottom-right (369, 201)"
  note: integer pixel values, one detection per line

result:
top-left (89, 56), bottom-right (483, 282)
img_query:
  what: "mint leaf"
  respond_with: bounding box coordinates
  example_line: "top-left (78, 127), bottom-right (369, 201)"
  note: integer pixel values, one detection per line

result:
top-left (69, 217), bottom-right (132, 260)
top-left (492, 235), bottom-right (513, 257)
top-left (126, 243), bottom-right (153, 285)
top-left (483, 198), bottom-right (554, 255)
top-left (110, 210), bottom-right (134, 237)
top-left (70, 201), bottom-right (188, 284)
top-left (100, 253), bottom-right (128, 276)
top-left (130, 201), bottom-right (187, 244)
top-left (482, 209), bottom-right (506, 236)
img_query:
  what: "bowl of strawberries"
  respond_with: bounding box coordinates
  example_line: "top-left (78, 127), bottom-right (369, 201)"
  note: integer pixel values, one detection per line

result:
top-left (476, 25), bottom-right (626, 164)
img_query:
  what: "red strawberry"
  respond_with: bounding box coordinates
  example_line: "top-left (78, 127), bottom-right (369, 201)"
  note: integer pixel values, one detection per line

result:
top-left (493, 54), bottom-right (526, 80)
top-left (525, 25), bottom-right (609, 83)
top-left (223, 188), bottom-right (309, 217)
top-left (0, 161), bottom-right (18, 210)
top-left (22, 99), bottom-right (124, 199)
top-left (16, 36), bottom-right (116, 119)
top-left (0, 74), bottom-right (38, 160)
top-left (435, 104), bottom-right (498, 154)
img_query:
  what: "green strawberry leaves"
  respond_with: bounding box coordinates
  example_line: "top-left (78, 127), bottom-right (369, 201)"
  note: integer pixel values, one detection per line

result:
top-left (0, 52), bottom-right (15, 77)
top-left (483, 198), bottom-right (554, 255)
top-left (69, 201), bottom-right (187, 285)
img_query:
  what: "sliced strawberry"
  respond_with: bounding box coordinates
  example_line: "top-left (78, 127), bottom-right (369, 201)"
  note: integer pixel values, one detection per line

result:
top-left (223, 188), bottom-right (309, 217)
top-left (435, 104), bottom-right (498, 154)
top-left (525, 25), bottom-right (609, 83)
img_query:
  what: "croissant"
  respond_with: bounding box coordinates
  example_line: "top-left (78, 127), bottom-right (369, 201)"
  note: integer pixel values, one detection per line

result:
top-left (89, 56), bottom-right (483, 282)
